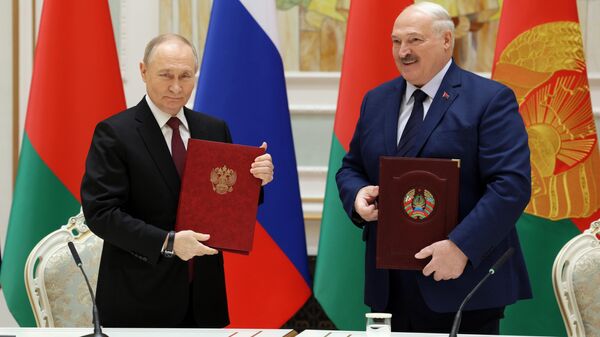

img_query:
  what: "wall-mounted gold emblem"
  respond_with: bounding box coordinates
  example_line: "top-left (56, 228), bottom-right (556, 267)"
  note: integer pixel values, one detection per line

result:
top-left (210, 165), bottom-right (237, 195)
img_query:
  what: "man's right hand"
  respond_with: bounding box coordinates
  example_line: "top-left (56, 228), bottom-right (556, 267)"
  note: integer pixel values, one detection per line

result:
top-left (173, 230), bottom-right (218, 261)
top-left (354, 185), bottom-right (379, 222)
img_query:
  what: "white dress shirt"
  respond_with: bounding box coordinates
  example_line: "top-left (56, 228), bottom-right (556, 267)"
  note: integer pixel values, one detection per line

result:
top-left (145, 95), bottom-right (191, 152)
top-left (397, 59), bottom-right (453, 144)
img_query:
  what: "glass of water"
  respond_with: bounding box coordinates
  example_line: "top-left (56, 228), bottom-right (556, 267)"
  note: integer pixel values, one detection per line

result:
top-left (366, 312), bottom-right (392, 337)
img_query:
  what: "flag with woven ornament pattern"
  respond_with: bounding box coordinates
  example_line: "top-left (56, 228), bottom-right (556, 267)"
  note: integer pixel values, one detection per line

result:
top-left (492, 1), bottom-right (600, 335)
top-left (0, 0), bottom-right (125, 326)
top-left (313, 0), bottom-right (413, 330)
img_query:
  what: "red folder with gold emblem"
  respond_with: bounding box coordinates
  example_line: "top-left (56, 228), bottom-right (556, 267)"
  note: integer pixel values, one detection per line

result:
top-left (377, 157), bottom-right (460, 269)
top-left (175, 139), bottom-right (264, 254)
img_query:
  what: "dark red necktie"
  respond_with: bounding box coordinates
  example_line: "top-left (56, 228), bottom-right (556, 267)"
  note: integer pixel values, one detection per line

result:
top-left (166, 117), bottom-right (186, 177)
top-left (166, 117), bottom-right (193, 281)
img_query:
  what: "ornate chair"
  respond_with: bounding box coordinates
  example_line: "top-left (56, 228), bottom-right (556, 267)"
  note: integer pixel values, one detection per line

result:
top-left (552, 219), bottom-right (600, 337)
top-left (24, 209), bottom-right (103, 327)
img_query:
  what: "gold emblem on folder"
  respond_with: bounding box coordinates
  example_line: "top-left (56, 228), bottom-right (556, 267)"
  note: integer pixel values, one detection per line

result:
top-left (210, 165), bottom-right (237, 195)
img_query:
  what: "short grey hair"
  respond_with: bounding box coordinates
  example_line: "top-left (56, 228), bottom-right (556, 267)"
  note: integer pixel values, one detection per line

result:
top-left (411, 2), bottom-right (455, 49)
top-left (143, 33), bottom-right (199, 70)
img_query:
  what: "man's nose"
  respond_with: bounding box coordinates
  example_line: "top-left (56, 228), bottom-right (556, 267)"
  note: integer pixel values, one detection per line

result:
top-left (169, 80), bottom-right (182, 93)
top-left (398, 44), bottom-right (410, 57)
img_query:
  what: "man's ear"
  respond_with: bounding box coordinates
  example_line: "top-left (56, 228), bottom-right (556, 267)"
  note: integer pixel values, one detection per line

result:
top-left (139, 62), bottom-right (147, 82)
top-left (443, 31), bottom-right (453, 50)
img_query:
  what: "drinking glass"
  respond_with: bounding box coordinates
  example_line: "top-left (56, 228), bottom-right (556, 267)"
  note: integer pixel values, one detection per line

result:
top-left (366, 312), bottom-right (392, 337)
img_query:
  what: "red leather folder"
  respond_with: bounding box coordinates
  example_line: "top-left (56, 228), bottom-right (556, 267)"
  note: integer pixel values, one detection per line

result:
top-left (377, 157), bottom-right (460, 269)
top-left (175, 139), bottom-right (264, 254)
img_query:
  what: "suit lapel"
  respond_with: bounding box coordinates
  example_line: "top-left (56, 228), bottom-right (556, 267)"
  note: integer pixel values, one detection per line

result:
top-left (135, 98), bottom-right (181, 198)
top-left (407, 62), bottom-right (461, 157)
top-left (185, 108), bottom-right (209, 140)
top-left (383, 78), bottom-right (406, 155)
top-left (186, 109), bottom-right (200, 139)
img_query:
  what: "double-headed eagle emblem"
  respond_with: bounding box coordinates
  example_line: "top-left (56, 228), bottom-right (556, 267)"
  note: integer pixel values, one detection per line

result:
top-left (210, 165), bottom-right (237, 195)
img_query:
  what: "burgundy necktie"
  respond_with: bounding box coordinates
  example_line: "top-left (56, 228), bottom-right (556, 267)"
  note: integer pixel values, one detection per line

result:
top-left (166, 117), bottom-right (186, 177)
top-left (166, 117), bottom-right (193, 280)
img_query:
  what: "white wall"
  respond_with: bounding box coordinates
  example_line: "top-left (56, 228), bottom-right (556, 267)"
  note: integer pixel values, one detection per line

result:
top-left (0, 0), bottom-right (13, 251)
top-left (115, 0), bottom-right (160, 108)
top-left (0, 0), bottom-right (14, 327)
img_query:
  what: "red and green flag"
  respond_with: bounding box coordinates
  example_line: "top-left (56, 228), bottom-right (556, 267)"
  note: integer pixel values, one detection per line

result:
top-left (492, 1), bottom-right (600, 335)
top-left (313, 0), bottom-right (412, 330)
top-left (0, 0), bottom-right (125, 326)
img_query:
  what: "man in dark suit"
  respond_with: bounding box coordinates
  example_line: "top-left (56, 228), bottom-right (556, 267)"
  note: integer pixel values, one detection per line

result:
top-left (81, 33), bottom-right (274, 328)
top-left (336, 2), bottom-right (532, 333)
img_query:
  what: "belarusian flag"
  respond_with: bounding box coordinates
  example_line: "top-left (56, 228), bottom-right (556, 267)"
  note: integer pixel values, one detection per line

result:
top-left (0, 0), bottom-right (125, 326)
top-left (313, 0), bottom-right (412, 330)
top-left (492, 1), bottom-right (600, 335)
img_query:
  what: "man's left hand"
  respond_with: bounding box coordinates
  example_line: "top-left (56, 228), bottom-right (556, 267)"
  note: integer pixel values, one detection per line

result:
top-left (251, 142), bottom-right (274, 186)
top-left (415, 239), bottom-right (468, 281)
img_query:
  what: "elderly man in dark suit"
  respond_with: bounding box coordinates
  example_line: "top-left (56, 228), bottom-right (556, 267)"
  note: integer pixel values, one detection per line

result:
top-left (81, 33), bottom-right (273, 328)
top-left (336, 2), bottom-right (532, 333)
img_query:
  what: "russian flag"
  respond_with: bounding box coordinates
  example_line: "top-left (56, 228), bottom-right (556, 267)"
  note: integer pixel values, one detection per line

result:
top-left (194, 0), bottom-right (311, 327)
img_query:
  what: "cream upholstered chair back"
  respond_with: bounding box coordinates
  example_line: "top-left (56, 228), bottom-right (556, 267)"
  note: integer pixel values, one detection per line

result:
top-left (24, 209), bottom-right (103, 327)
top-left (553, 219), bottom-right (600, 337)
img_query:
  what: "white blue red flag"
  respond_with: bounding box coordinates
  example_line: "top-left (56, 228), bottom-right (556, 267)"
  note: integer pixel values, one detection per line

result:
top-left (194, 0), bottom-right (311, 327)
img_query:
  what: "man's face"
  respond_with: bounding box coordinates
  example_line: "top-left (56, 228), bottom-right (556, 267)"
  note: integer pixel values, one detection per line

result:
top-left (140, 41), bottom-right (197, 116)
top-left (391, 8), bottom-right (452, 87)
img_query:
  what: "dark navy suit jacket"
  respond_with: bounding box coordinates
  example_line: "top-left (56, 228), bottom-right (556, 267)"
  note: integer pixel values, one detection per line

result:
top-left (336, 62), bottom-right (533, 313)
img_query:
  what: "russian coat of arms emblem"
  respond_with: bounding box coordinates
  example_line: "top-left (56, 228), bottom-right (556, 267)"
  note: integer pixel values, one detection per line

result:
top-left (210, 165), bottom-right (237, 195)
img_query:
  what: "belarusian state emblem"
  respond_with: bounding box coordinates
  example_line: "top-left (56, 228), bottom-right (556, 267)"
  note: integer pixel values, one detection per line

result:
top-left (403, 188), bottom-right (435, 220)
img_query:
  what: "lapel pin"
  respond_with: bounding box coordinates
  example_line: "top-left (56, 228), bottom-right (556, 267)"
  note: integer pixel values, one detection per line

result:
top-left (442, 91), bottom-right (450, 100)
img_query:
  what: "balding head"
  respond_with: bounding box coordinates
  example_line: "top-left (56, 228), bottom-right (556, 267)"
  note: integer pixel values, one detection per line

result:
top-left (140, 34), bottom-right (198, 116)
top-left (408, 2), bottom-right (455, 49)
top-left (143, 33), bottom-right (199, 72)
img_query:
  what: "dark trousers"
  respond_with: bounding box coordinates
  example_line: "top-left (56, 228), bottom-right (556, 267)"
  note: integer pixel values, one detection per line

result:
top-left (384, 270), bottom-right (504, 334)
top-left (177, 283), bottom-right (198, 328)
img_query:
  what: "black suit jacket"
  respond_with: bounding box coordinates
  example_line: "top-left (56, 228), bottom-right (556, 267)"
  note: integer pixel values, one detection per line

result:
top-left (81, 97), bottom-right (230, 327)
